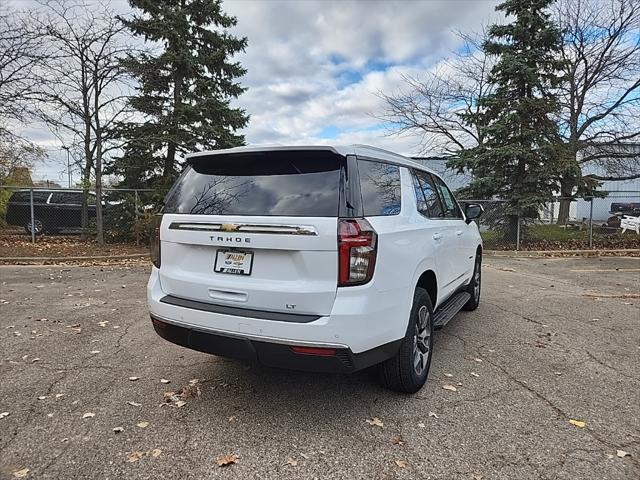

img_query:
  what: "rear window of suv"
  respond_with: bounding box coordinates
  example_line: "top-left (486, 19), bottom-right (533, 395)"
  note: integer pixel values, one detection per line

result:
top-left (164, 150), bottom-right (343, 217)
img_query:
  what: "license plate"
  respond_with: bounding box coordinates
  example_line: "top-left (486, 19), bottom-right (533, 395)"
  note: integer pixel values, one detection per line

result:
top-left (214, 250), bottom-right (253, 275)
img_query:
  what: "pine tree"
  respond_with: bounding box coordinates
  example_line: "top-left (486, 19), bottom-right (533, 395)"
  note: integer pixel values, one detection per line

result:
top-left (110, 0), bottom-right (249, 193)
top-left (452, 0), bottom-right (564, 233)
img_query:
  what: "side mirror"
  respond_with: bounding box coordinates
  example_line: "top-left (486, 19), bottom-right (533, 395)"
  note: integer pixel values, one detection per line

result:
top-left (464, 203), bottom-right (483, 223)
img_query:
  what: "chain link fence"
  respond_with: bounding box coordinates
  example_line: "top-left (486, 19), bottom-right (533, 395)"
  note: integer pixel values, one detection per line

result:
top-left (463, 193), bottom-right (640, 250)
top-left (1, 185), bottom-right (638, 258)
top-left (0, 185), bottom-right (158, 258)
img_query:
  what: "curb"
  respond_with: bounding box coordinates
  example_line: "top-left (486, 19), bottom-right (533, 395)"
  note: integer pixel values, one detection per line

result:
top-left (484, 249), bottom-right (640, 257)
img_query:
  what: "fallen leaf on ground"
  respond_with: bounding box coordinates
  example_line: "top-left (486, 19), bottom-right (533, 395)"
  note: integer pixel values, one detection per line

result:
top-left (472, 474), bottom-right (484, 480)
top-left (98, 321), bottom-right (109, 327)
top-left (470, 372), bottom-right (480, 378)
top-left (617, 450), bottom-right (630, 458)
top-left (160, 379), bottom-right (170, 384)
top-left (395, 459), bottom-right (409, 469)
top-left (127, 451), bottom-right (145, 463)
top-left (31, 358), bottom-right (40, 363)
top-left (90, 350), bottom-right (100, 355)
top-left (55, 393), bottom-right (64, 399)
top-left (569, 419), bottom-right (585, 428)
top-left (286, 457), bottom-right (298, 466)
top-left (366, 417), bottom-right (384, 428)
top-left (474, 358), bottom-right (483, 363)
top-left (82, 412), bottom-right (95, 419)
top-left (38, 396), bottom-right (47, 400)
top-left (13, 468), bottom-right (30, 478)
top-left (442, 384), bottom-right (457, 392)
top-left (444, 373), bottom-right (453, 377)
top-left (113, 427), bottom-right (124, 433)
top-left (391, 435), bottom-right (404, 445)
top-left (162, 379), bottom-right (201, 407)
top-left (128, 376), bottom-right (139, 381)
top-left (127, 401), bottom-right (141, 407)
top-left (228, 416), bottom-right (237, 423)
top-left (428, 411), bottom-right (439, 419)
top-left (217, 454), bottom-right (240, 467)
top-left (137, 422), bottom-right (149, 428)
top-left (127, 449), bottom-right (161, 462)
top-left (0, 412), bottom-right (9, 419)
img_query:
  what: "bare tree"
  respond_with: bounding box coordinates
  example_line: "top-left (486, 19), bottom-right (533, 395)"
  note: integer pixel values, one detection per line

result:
top-left (377, 30), bottom-right (494, 155)
top-left (30, 0), bottom-right (131, 245)
top-left (553, 0), bottom-right (640, 222)
top-left (0, 5), bottom-right (48, 149)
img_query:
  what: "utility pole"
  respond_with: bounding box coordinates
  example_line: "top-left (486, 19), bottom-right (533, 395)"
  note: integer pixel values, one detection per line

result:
top-left (63, 146), bottom-right (71, 187)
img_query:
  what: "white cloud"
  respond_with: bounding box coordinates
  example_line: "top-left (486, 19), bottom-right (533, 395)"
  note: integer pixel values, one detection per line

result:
top-left (18, 0), bottom-right (500, 180)
top-left (224, 0), bottom-right (500, 155)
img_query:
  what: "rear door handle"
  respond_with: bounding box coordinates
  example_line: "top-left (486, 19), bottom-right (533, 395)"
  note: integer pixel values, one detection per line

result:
top-left (432, 233), bottom-right (442, 241)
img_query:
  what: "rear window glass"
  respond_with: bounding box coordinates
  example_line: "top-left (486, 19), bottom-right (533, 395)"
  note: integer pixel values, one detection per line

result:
top-left (164, 151), bottom-right (343, 216)
top-left (358, 160), bottom-right (401, 216)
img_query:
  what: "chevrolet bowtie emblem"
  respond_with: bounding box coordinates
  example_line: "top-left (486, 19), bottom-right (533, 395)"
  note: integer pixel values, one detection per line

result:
top-left (220, 223), bottom-right (239, 232)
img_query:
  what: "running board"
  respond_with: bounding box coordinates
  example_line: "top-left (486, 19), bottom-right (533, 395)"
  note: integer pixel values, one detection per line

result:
top-left (433, 292), bottom-right (471, 330)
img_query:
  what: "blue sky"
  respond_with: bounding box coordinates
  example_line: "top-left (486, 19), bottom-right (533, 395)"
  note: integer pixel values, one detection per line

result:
top-left (17, 0), bottom-right (501, 183)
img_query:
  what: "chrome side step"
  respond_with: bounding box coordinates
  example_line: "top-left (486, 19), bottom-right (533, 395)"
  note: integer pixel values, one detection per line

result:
top-left (433, 292), bottom-right (471, 330)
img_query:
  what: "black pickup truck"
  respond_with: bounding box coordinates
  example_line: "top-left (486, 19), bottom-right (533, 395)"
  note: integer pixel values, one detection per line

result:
top-left (5, 189), bottom-right (98, 235)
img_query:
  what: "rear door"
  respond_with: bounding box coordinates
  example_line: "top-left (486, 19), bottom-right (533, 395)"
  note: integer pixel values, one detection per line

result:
top-left (159, 150), bottom-right (344, 316)
top-left (413, 170), bottom-right (460, 300)
top-left (432, 175), bottom-right (474, 282)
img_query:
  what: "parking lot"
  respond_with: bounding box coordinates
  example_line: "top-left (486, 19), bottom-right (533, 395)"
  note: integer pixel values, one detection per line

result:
top-left (0, 255), bottom-right (638, 479)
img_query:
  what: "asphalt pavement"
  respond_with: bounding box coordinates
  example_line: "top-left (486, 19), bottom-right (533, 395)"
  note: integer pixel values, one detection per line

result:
top-left (0, 255), bottom-right (638, 479)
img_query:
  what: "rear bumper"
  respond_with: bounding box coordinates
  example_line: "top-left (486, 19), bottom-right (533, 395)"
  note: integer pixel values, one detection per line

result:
top-left (150, 314), bottom-right (401, 373)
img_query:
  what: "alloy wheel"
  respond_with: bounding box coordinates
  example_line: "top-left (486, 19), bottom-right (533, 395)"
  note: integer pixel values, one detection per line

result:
top-left (413, 305), bottom-right (432, 375)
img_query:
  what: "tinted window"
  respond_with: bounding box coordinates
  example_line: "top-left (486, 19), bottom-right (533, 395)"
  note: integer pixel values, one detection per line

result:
top-left (358, 160), bottom-right (401, 216)
top-left (164, 151), bottom-right (343, 216)
top-left (50, 192), bottom-right (82, 204)
top-left (10, 191), bottom-right (50, 203)
top-left (413, 170), bottom-right (443, 218)
top-left (433, 176), bottom-right (462, 218)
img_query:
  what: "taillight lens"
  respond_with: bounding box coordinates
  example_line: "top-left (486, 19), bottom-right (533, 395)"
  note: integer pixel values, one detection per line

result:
top-left (150, 214), bottom-right (162, 268)
top-left (338, 218), bottom-right (377, 286)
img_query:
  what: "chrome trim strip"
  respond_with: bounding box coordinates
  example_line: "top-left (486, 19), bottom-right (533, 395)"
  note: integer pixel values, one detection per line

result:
top-left (168, 222), bottom-right (318, 235)
top-left (150, 312), bottom-right (347, 349)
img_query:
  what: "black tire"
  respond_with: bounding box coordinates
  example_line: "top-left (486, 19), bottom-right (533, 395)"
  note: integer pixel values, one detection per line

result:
top-left (379, 287), bottom-right (434, 394)
top-left (24, 218), bottom-right (44, 236)
top-left (462, 253), bottom-right (481, 311)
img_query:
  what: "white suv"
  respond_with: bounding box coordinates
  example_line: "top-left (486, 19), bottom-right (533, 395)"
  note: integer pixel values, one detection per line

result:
top-left (147, 145), bottom-right (483, 393)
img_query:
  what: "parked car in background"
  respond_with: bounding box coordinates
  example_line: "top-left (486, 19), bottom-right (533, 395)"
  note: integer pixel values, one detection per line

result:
top-left (5, 189), bottom-right (97, 235)
top-left (147, 145), bottom-right (484, 393)
top-left (610, 202), bottom-right (640, 217)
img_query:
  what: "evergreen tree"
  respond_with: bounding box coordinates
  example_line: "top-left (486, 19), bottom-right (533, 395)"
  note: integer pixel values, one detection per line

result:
top-left (111, 0), bottom-right (249, 193)
top-left (452, 0), bottom-right (563, 232)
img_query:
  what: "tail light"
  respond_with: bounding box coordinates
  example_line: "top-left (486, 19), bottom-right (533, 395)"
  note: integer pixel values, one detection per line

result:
top-left (150, 214), bottom-right (162, 268)
top-left (338, 218), bottom-right (377, 286)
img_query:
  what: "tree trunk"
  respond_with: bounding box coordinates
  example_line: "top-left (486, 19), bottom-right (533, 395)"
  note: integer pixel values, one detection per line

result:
top-left (93, 69), bottom-right (104, 246)
top-left (556, 178), bottom-right (574, 225)
top-left (95, 147), bottom-right (104, 246)
top-left (80, 165), bottom-right (90, 239)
